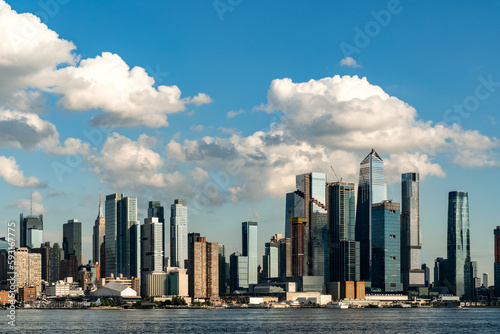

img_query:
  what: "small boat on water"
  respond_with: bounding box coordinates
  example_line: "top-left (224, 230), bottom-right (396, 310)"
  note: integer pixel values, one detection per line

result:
top-left (392, 303), bottom-right (412, 308)
top-left (270, 303), bottom-right (290, 309)
top-left (326, 302), bottom-right (349, 309)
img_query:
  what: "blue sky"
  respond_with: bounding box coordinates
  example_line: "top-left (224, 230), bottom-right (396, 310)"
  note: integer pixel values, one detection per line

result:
top-left (1, 0), bottom-right (499, 279)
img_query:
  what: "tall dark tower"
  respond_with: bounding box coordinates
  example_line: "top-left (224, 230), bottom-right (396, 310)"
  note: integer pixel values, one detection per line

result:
top-left (400, 172), bottom-right (425, 292)
top-left (327, 181), bottom-right (359, 282)
top-left (447, 191), bottom-right (470, 299)
top-left (355, 149), bottom-right (386, 283)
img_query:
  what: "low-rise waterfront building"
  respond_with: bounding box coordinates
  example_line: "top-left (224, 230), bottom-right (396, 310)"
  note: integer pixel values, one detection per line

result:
top-left (285, 292), bottom-right (332, 305)
top-left (92, 281), bottom-right (138, 297)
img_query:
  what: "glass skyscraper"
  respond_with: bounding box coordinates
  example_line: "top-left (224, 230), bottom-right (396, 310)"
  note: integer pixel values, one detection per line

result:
top-left (20, 214), bottom-right (43, 249)
top-left (63, 219), bottom-right (82, 266)
top-left (117, 196), bottom-right (139, 278)
top-left (289, 172), bottom-right (327, 278)
top-left (447, 191), bottom-right (470, 299)
top-left (218, 244), bottom-right (227, 296)
top-left (401, 172), bottom-right (425, 291)
top-left (242, 221), bottom-right (258, 285)
top-left (494, 226), bottom-right (500, 297)
top-left (105, 193), bottom-right (122, 277)
top-left (170, 199), bottom-right (188, 269)
top-left (371, 200), bottom-right (403, 293)
top-left (105, 193), bottom-right (140, 278)
top-left (355, 149), bottom-right (386, 282)
top-left (230, 251), bottom-right (249, 291)
top-left (285, 192), bottom-right (302, 239)
top-left (262, 236), bottom-right (279, 279)
top-left (328, 181), bottom-right (360, 282)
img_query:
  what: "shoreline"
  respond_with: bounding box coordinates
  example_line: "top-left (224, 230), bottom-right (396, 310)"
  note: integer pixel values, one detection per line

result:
top-left (4, 305), bottom-right (500, 310)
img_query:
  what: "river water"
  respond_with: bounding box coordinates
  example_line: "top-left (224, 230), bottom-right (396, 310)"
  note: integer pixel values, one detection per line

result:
top-left (1, 307), bottom-right (499, 333)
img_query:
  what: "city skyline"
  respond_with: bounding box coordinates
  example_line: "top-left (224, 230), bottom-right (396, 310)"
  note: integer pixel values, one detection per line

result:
top-left (1, 0), bottom-right (500, 280)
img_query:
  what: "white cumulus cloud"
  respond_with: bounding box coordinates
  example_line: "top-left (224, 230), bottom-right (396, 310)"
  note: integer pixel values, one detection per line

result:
top-left (0, 1), bottom-right (211, 127)
top-left (164, 75), bottom-right (499, 203)
top-left (0, 156), bottom-right (46, 187)
top-left (340, 57), bottom-right (361, 68)
top-left (0, 108), bottom-right (88, 154)
top-left (9, 190), bottom-right (46, 213)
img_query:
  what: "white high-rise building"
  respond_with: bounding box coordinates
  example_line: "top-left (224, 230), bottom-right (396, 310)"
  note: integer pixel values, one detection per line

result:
top-left (141, 217), bottom-right (165, 296)
top-left (170, 199), bottom-right (188, 269)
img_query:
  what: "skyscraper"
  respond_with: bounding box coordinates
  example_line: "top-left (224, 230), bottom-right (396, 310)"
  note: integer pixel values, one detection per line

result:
top-left (188, 236), bottom-right (219, 300)
top-left (188, 232), bottom-right (201, 264)
top-left (468, 261), bottom-right (479, 301)
top-left (105, 193), bottom-right (123, 277)
top-left (141, 217), bottom-right (164, 296)
top-left (242, 221), bottom-right (258, 285)
top-left (63, 219), bottom-right (82, 266)
top-left (171, 199), bottom-right (188, 269)
top-left (278, 237), bottom-right (292, 278)
top-left (434, 257), bottom-right (449, 288)
top-left (285, 192), bottom-right (302, 239)
top-left (31, 242), bottom-right (51, 282)
top-left (148, 201), bottom-right (165, 268)
top-left (229, 251), bottom-right (249, 291)
top-left (494, 226), bottom-right (500, 297)
top-left (20, 214), bottom-right (43, 249)
top-left (218, 244), bottom-right (227, 296)
top-left (105, 193), bottom-right (140, 278)
top-left (92, 193), bottom-right (105, 265)
top-left (400, 172), bottom-right (425, 292)
top-left (355, 149), bottom-right (386, 283)
top-left (287, 172), bottom-right (328, 278)
top-left (447, 191), bottom-right (470, 298)
top-left (327, 181), bottom-right (360, 283)
top-left (118, 196), bottom-right (140, 279)
top-left (291, 217), bottom-right (306, 277)
top-left (14, 248), bottom-right (41, 296)
top-left (371, 200), bottom-right (402, 293)
top-left (262, 235), bottom-right (280, 279)
top-left (50, 243), bottom-right (64, 282)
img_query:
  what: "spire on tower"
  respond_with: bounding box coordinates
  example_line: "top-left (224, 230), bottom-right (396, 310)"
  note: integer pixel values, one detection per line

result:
top-left (98, 191), bottom-right (103, 218)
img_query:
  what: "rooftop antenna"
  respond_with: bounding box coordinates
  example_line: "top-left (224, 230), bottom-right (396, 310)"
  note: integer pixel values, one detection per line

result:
top-left (30, 191), bottom-right (33, 215)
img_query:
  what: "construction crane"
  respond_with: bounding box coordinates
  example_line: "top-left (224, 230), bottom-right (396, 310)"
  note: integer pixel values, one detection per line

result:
top-left (330, 165), bottom-right (342, 182)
